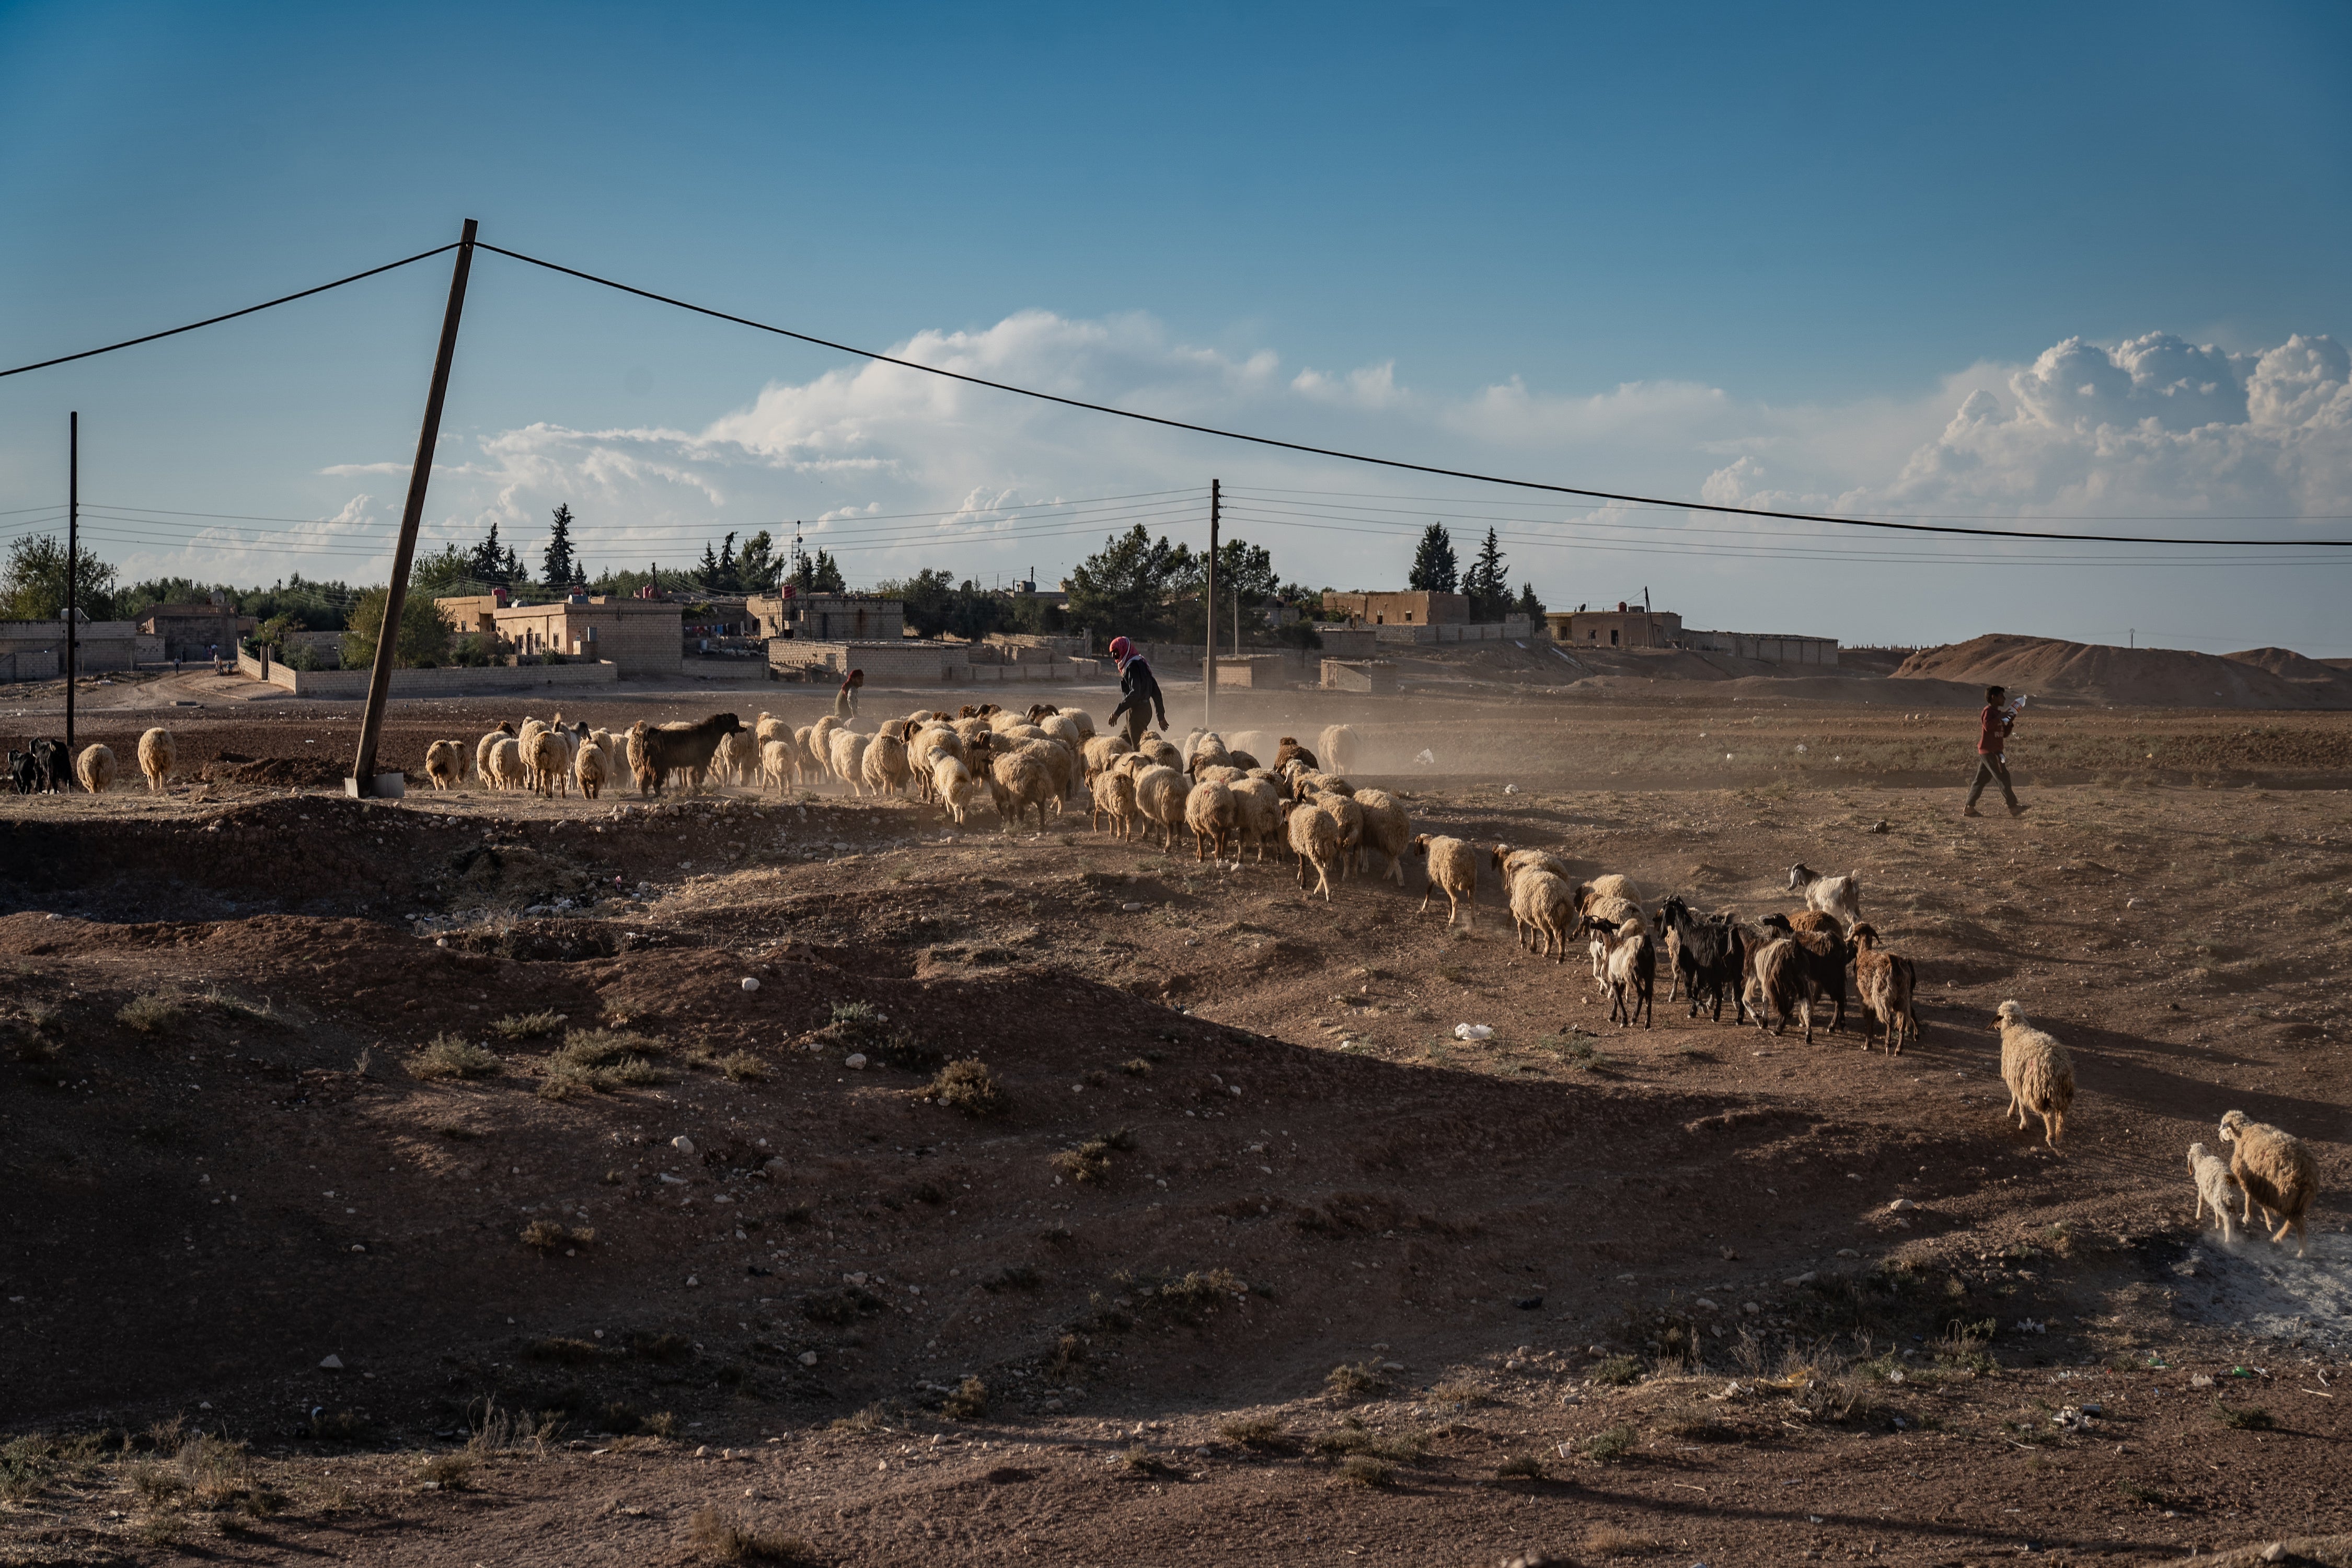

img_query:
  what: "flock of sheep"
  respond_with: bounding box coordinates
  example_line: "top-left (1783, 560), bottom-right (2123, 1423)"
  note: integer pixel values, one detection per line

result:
top-left (60, 705), bottom-right (2325, 1265)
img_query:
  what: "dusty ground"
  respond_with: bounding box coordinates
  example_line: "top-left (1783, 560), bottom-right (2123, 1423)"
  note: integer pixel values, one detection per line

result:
top-left (3, 677), bottom-right (2350, 1566)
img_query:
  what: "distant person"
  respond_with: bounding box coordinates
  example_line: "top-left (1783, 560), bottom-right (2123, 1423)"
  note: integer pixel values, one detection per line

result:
top-left (209, 643), bottom-right (220, 674)
top-left (1964, 684), bottom-right (2028, 818)
top-left (835, 667), bottom-right (863, 720)
top-left (1106, 636), bottom-right (1167, 748)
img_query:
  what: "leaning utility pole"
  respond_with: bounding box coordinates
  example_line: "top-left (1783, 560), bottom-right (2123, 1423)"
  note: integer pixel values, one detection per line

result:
top-left (1203, 478), bottom-right (1218, 728)
top-left (65, 411), bottom-right (77, 760)
top-left (349, 218), bottom-right (477, 795)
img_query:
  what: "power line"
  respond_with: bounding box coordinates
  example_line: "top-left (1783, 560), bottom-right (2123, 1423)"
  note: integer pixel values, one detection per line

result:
top-left (0, 243), bottom-right (463, 380)
top-left (472, 240), bottom-right (2352, 549)
top-left (1232, 482), bottom-right (2352, 525)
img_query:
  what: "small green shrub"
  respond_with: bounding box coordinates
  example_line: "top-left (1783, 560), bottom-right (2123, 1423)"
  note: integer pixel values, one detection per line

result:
top-left (412, 1034), bottom-right (501, 1080)
top-left (1496, 1452), bottom-right (1546, 1480)
top-left (1582, 1424), bottom-right (1639, 1462)
top-left (1590, 1355), bottom-right (1644, 1386)
top-left (941, 1377), bottom-right (987, 1420)
top-left (117, 993), bottom-right (185, 1033)
top-left (1325, 1362), bottom-right (1387, 1400)
top-left (490, 1010), bottom-right (564, 1041)
top-left (926, 1059), bottom-right (1006, 1117)
top-left (2213, 1400), bottom-right (2274, 1431)
top-left (1336, 1454), bottom-right (1392, 1486)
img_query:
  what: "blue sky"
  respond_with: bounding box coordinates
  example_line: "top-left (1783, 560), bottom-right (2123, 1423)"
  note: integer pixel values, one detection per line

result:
top-left (3, 1), bottom-right (2349, 650)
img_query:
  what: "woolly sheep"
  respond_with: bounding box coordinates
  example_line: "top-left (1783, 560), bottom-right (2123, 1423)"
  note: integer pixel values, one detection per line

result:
top-left (756, 740), bottom-right (794, 796)
top-left (476, 722), bottom-right (515, 788)
top-left (1081, 733), bottom-right (1134, 783)
top-left (2219, 1110), bottom-right (2318, 1256)
top-left (1133, 763), bottom-right (1190, 852)
top-left (1286, 799), bottom-right (1343, 901)
top-left (809, 714), bottom-right (842, 769)
top-left (828, 729), bottom-right (871, 794)
top-left (1492, 844), bottom-right (1572, 885)
top-left (1579, 873), bottom-right (1644, 909)
top-left (526, 728), bottom-right (571, 798)
top-left (2185, 1142), bottom-right (2241, 1246)
top-left (1273, 736), bottom-right (1317, 770)
top-left (1319, 723), bottom-right (1360, 774)
top-left (1039, 713), bottom-right (1084, 752)
top-left (755, 711), bottom-right (790, 749)
top-left (574, 742), bottom-right (609, 800)
top-left (75, 743), bottom-right (116, 793)
top-left (1993, 1001), bottom-right (2074, 1150)
top-left (988, 748), bottom-right (1056, 832)
top-left (1092, 764), bottom-right (1139, 839)
top-left (1060, 708), bottom-right (1096, 740)
top-left (1312, 789), bottom-right (1364, 879)
top-left (908, 724), bottom-right (961, 801)
top-left (1788, 862), bottom-right (1862, 928)
top-left (1195, 763), bottom-right (1248, 786)
top-left (1350, 787), bottom-right (1410, 885)
top-left (1184, 778), bottom-right (1238, 860)
top-left (1137, 736), bottom-right (1181, 770)
top-left (1507, 866), bottom-right (1576, 961)
top-left (1012, 736), bottom-right (1076, 804)
top-left (1581, 894), bottom-right (1646, 979)
top-left (1584, 914), bottom-right (1655, 1028)
top-left (489, 736), bottom-right (529, 792)
top-left (933, 755), bottom-right (982, 827)
top-left (1227, 730), bottom-right (1275, 764)
top-left (1848, 923), bottom-right (1919, 1055)
top-left (625, 722), bottom-right (653, 795)
top-left (861, 731), bottom-right (912, 797)
top-left (135, 727), bottom-right (176, 793)
top-left (1228, 776), bottom-right (1282, 862)
top-left (989, 709), bottom-right (1030, 735)
top-left (717, 727), bottom-right (761, 786)
top-left (1411, 833), bottom-right (1475, 927)
top-left (423, 740), bottom-right (464, 791)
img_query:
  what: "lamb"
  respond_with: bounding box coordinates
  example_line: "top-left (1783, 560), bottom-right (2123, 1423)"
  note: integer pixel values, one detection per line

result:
top-left (2219, 1110), bottom-right (2318, 1256)
top-left (1351, 788), bottom-right (1410, 886)
top-left (422, 739), bottom-right (464, 791)
top-left (488, 736), bottom-right (530, 792)
top-left (637, 712), bottom-right (746, 796)
top-left (1583, 914), bottom-right (1655, 1028)
top-left (861, 731), bottom-right (913, 797)
top-left (1286, 799), bottom-right (1344, 901)
top-left (574, 742), bottom-right (609, 800)
top-left (2185, 1143), bottom-right (2242, 1246)
top-left (1749, 938), bottom-right (1814, 1042)
top-left (1133, 764), bottom-right (1190, 852)
top-left (908, 724), bottom-right (962, 800)
top-left (1993, 1001), bottom-right (2075, 1150)
top-left (74, 743), bottom-right (116, 793)
top-left (1507, 866), bottom-right (1577, 961)
top-left (1411, 833), bottom-right (1476, 927)
top-left (1656, 896), bottom-right (1744, 1023)
top-left (933, 755), bottom-right (982, 827)
top-left (136, 728), bottom-right (176, 793)
top-left (1787, 863), bottom-right (1862, 928)
top-left (1319, 723), bottom-right (1359, 773)
top-left (1847, 923), bottom-right (1919, 1055)
top-left (988, 748), bottom-right (1056, 832)
top-left (1185, 778), bottom-right (1238, 860)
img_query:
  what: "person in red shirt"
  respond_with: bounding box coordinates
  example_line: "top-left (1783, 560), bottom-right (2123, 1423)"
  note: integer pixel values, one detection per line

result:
top-left (1964, 684), bottom-right (2027, 818)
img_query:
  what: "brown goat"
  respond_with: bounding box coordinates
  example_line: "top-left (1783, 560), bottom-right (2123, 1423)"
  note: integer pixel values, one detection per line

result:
top-left (1848, 923), bottom-right (1919, 1055)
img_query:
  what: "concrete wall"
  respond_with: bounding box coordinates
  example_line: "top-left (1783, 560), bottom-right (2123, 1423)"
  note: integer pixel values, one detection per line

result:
top-left (0, 619), bottom-right (142, 673)
top-left (1, 648), bottom-right (59, 682)
top-left (772, 639), bottom-right (1096, 685)
top-left (1321, 590), bottom-right (1470, 626)
top-left (1310, 626), bottom-right (1380, 659)
top-left (1369, 617), bottom-right (1536, 645)
top-left (679, 657), bottom-right (771, 682)
top-left (1321, 659), bottom-right (1399, 693)
top-left (1681, 629), bottom-right (1840, 665)
top-left (237, 648), bottom-right (620, 697)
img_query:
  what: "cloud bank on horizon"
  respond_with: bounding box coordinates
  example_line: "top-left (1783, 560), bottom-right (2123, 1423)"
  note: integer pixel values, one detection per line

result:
top-left (135, 316), bottom-right (2352, 653)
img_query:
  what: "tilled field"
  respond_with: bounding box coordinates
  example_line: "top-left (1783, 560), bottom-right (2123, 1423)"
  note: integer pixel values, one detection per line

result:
top-left (2, 694), bottom-right (2349, 1565)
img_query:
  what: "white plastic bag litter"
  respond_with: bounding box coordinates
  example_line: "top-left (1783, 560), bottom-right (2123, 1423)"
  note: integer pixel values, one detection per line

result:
top-left (1414, 748), bottom-right (1436, 766)
top-left (1454, 1023), bottom-right (1494, 1041)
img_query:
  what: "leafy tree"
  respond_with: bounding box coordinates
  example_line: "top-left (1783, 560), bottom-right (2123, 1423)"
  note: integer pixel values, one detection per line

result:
top-left (736, 529), bottom-right (781, 591)
top-left (1212, 538), bottom-right (1279, 603)
top-left (250, 612), bottom-right (306, 651)
top-left (410, 544), bottom-right (479, 596)
top-left (342, 585), bottom-right (454, 670)
top-left (883, 568), bottom-right (958, 637)
top-left (1406, 523), bottom-right (1458, 594)
top-left (1462, 527), bottom-right (1510, 620)
top-left (541, 503), bottom-right (579, 587)
top-left (790, 548), bottom-right (845, 594)
top-left (1064, 525), bottom-right (1197, 640)
top-left (1515, 581), bottom-right (1546, 619)
top-left (1, 535), bottom-right (118, 621)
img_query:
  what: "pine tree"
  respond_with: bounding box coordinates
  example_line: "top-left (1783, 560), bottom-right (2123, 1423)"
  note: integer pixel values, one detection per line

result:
top-left (1407, 523), bottom-right (1458, 594)
top-left (1463, 527), bottom-right (1508, 620)
top-left (1515, 580), bottom-right (1545, 618)
top-left (467, 520), bottom-right (510, 587)
top-left (541, 503), bottom-right (578, 587)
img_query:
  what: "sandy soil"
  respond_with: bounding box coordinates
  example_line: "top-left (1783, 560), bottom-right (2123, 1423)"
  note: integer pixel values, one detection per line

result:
top-left (3, 682), bottom-right (2349, 1566)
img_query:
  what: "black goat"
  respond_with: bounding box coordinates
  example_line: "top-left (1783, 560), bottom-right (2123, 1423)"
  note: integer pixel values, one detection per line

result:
top-left (1760, 911), bottom-right (1849, 1033)
top-left (631, 713), bottom-right (746, 797)
top-left (1658, 895), bottom-right (1745, 1022)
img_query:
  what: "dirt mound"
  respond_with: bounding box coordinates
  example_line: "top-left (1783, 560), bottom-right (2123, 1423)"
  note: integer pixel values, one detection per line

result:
top-left (1894, 633), bottom-right (2352, 709)
top-left (2227, 645), bottom-right (2352, 691)
top-left (199, 750), bottom-right (350, 788)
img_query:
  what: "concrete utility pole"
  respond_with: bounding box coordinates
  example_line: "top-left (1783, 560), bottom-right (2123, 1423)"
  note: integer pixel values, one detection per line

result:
top-left (1203, 478), bottom-right (1218, 729)
top-left (350, 218), bottom-right (477, 795)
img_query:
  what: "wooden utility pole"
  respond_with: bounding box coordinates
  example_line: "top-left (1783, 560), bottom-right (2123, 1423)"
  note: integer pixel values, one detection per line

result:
top-left (1203, 478), bottom-right (1218, 728)
top-left (350, 218), bottom-right (477, 794)
top-left (65, 411), bottom-right (77, 760)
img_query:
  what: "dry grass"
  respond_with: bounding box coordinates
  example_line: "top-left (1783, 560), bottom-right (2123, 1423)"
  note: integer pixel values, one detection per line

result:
top-left (413, 1450), bottom-right (472, 1487)
top-left (2213, 1399), bottom-right (2275, 1431)
top-left (1051, 1127), bottom-right (1136, 1184)
top-left (687, 1507), bottom-right (818, 1563)
top-left (1215, 1416), bottom-right (1288, 1449)
top-left (519, 1219), bottom-right (596, 1252)
top-left (1495, 1452), bottom-right (1547, 1480)
top-left (116, 993), bottom-right (185, 1033)
top-left (541, 1028), bottom-right (665, 1094)
top-left (490, 1009), bottom-right (564, 1040)
top-left (1428, 1378), bottom-right (1491, 1406)
top-left (1581, 1424), bottom-right (1639, 1462)
top-left (717, 1050), bottom-right (768, 1082)
top-left (1590, 1355), bottom-right (1644, 1386)
top-left (1312, 1419), bottom-right (1426, 1462)
top-left (1121, 1444), bottom-right (1176, 1477)
top-left (925, 1058), bottom-right (1007, 1117)
top-left (1335, 1454), bottom-right (1392, 1487)
top-left (940, 1377), bottom-right (988, 1420)
top-left (1583, 1524), bottom-right (1660, 1555)
top-left (411, 1033), bottom-right (501, 1080)
top-left (1324, 1361), bottom-right (1388, 1400)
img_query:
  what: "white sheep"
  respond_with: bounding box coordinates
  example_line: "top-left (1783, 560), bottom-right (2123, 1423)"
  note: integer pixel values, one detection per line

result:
top-left (1507, 866), bottom-right (1576, 960)
top-left (1319, 723), bottom-right (1360, 773)
top-left (1584, 913), bottom-right (1655, 1028)
top-left (861, 731), bottom-right (912, 796)
top-left (2219, 1110), bottom-right (2318, 1257)
top-left (75, 743), bottom-right (117, 793)
top-left (933, 755), bottom-right (981, 827)
top-left (988, 748), bottom-right (1056, 832)
top-left (1286, 799), bottom-right (1343, 901)
top-left (1185, 778), bottom-right (1238, 860)
top-left (1311, 789), bottom-right (1364, 880)
top-left (1092, 764), bottom-right (1139, 840)
top-left (475, 725), bottom-right (514, 788)
top-left (488, 736), bottom-right (529, 792)
top-left (2185, 1142), bottom-right (2241, 1245)
top-left (1228, 775), bottom-right (1283, 862)
top-left (1993, 1001), bottom-right (2075, 1150)
top-left (1013, 736), bottom-right (1076, 806)
top-left (1059, 707), bottom-right (1096, 740)
top-left (828, 728), bottom-right (871, 794)
top-left (1412, 833), bottom-right (1475, 927)
top-left (136, 728), bottom-right (176, 793)
top-left (574, 742), bottom-right (609, 800)
top-left (423, 740), bottom-right (464, 791)
top-left (1351, 788), bottom-right (1410, 885)
top-left (1133, 764), bottom-right (1190, 852)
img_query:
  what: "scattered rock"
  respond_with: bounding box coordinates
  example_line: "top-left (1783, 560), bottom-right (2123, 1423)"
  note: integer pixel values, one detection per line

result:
top-left (1887, 1198), bottom-right (1918, 1212)
top-left (672, 1135), bottom-right (697, 1156)
top-left (318, 1354), bottom-right (343, 1370)
top-left (844, 1053), bottom-right (868, 1070)
top-left (741, 976), bottom-right (760, 993)
top-left (799, 1351), bottom-right (818, 1367)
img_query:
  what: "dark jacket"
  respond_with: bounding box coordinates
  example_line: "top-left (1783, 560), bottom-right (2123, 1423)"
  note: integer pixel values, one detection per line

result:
top-left (1110, 655), bottom-right (1166, 729)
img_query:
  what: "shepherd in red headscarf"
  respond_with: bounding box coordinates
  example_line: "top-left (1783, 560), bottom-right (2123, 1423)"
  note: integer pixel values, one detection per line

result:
top-left (835, 667), bottom-right (863, 720)
top-left (1105, 636), bottom-right (1166, 748)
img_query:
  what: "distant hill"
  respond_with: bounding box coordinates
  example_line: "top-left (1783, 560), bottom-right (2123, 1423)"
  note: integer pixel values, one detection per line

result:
top-left (1893, 634), bottom-right (2352, 709)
